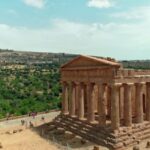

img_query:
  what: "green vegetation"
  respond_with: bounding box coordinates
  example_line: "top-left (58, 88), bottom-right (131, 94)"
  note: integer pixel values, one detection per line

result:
top-left (0, 63), bottom-right (61, 119)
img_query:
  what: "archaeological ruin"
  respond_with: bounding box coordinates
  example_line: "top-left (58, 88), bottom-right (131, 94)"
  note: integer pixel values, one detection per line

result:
top-left (56, 55), bottom-right (150, 150)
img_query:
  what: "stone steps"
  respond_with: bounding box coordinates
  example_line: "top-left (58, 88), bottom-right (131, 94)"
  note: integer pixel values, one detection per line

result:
top-left (52, 115), bottom-right (150, 150)
top-left (53, 115), bottom-right (119, 149)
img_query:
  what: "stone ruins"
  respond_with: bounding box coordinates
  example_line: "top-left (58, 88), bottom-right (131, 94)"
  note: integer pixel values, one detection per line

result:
top-left (58, 55), bottom-right (150, 150)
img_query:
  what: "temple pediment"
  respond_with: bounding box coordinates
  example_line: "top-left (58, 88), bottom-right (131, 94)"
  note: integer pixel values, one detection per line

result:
top-left (61, 55), bottom-right (121, 69)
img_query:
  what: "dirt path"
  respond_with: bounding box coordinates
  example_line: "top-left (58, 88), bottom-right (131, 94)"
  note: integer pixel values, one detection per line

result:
top-left (0, 111), bottom-right (60, 129)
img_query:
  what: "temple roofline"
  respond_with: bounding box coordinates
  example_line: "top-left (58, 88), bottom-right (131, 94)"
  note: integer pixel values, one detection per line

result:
top-left (61, 55), bottom-right (121, 69)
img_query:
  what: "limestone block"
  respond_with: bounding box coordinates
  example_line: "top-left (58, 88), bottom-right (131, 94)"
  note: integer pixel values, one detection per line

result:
top-left (93, 146), bottom-right (100, 150)
top-left (146, 141), bottom-right (150, 148)
top-left (133, 146), bottom-right (140, 150)
top-left (0, 143), bottom-right (2, 149)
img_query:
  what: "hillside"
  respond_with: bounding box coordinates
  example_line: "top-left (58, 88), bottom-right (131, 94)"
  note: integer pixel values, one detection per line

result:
top-left (0, 49), bottom-right (150, 69)
top-left (0, 49), bottom-right (77, 65)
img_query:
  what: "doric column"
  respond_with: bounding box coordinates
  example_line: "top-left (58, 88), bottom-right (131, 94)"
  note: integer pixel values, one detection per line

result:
top-left (135, 82), bottom-right (144, 123)
top-left (62, 82), bottom-right (69, 114)
top-left (107, 86), bottom-right (111, 118)
top-left (84, 84), bottom-right (88, 114)
top-left (123, 83), bottom-right (133, 127)
top-left (87, 83), bottom-right (95, 123)
top-left (131, 86), bottom-right (136, 118)
top-left (78, 83), bottom-right (85, 120)
top-left (86, 83), bottom-right (90, 121)
top-left (146, 82), bottom-right (150, 121)
top-left (111, 83), bottom-right (121, 130)
top-left (98, 83), bottom-right (107, 126)
top-left (119, 87), bottom-right (124, 119)
top-left (75, 83), bottom-right (79, 116)
top-left (70, 82), bottom-right (76, 117)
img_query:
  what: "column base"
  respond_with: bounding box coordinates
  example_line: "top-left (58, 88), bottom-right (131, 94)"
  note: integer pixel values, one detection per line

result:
top-left (89, 120), bottom-right (97, 125)
top-left (70, 115), bottom-right (76, 118)
top-left (99, 123), bottom-right (106, 127)
top-left (62, 112), bottom-right (69, 115)
top-left (79, 117), bottom-right (86, 121)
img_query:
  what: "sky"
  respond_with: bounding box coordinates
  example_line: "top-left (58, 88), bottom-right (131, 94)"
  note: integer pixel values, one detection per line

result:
top-left (0, 0), bottom-right (150, 60)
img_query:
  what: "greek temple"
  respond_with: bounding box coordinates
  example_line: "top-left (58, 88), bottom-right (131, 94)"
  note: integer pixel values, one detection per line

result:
top-left (58, 55), bottom-right (150, 150)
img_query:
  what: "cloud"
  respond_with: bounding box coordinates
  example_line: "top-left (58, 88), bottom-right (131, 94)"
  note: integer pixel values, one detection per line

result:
top-left (87, 0), bottom-right (112, 8)
top-left (23, 0), bottom-right (46, 9)
top-left (1, 6), bottom-right (150, 60)
top-left (111, 6), bottom-right (150, 20)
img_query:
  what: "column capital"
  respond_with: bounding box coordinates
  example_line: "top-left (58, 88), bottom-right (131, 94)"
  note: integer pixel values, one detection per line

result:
top-left (146, 82), bottom-right (150, 86)
top-left (85, 82), bottom-right (94, 86)
top-left (110, 83), bottom-right (122, 88)
top-left (74, 82), bottom-right (81, 86)
top-left (123, 83), bottom-right (134, 87)
top-left (96, 82), bottom-right (107, 86)
top-left (70, 81), bottom-right (76, 87)
top-left (135, 82), bottom-right (145, 86)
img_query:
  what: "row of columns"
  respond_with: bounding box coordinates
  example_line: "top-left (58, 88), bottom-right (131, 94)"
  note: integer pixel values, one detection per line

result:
top-left (62, 81), bottom-right (150, 130)
top-left (111, 82), bottom-right (150, 130)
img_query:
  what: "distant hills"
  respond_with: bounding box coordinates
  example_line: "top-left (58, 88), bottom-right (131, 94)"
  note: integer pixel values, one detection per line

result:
top-left (120, 60), bottom-right (150, 70)
top-left (0, 49), bottom-right (77, 65)
top-left (0, 49), bottom-right (150, 69)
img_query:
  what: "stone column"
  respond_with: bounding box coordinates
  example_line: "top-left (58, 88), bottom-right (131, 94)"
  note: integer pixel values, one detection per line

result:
top-left (119, 87), bottom-right (124, 119)
top-left (111, 83), bottom-right (121, 130)
top-left (107, 86), bottom-right (111, 118)
top-left (86, 83), bottom-right (90, 121)
top-left (131, 86), bottom-right (136, 118)
top-left (146, 82), bottom-right (150, 121)
top-left (62, 82), bottom-right (69, 114)
top-left (124, 83), bottom-right (133, 127)
top-left (70, 82), bottom-right (76, 117)
top-left (84, 84), bottom-right (88, 114)
top-left (78, 83), bottom-right (85, 120)
top-left (87, 83), bottom-right (95, 123)
top-left (75, 83), bottom-right (79, 116)
top-left (98, 83), bottom-right (106, 126)
top-left (135, 83), bottom-right (144, 123)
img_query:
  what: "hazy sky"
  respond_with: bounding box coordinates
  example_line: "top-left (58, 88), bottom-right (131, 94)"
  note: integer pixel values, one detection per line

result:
top-left (0, 0), bottom-right (150, 60)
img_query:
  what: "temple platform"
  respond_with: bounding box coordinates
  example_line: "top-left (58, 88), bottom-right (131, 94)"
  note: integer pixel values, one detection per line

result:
top-left (52, 114), bottom-right (150, 150)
